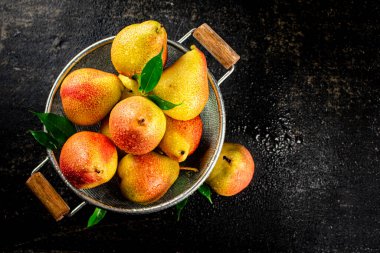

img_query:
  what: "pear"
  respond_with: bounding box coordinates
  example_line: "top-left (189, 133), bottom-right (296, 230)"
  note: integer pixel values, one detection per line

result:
top-left (99, 115), bottom-right (127, 158)
top-left (111, 20), bottom-right (168, 77)
top-left (206, 143), bottom-right (255, 196)
top-left (118, 74), bottom-right (142, 100)
top-left (59, 131), bottom-right (118, 189)
top-left (99, 115), bottom-right (111, 140)
top-left (109, 96), bottom-right (166, 155)
top-left (60, 68), bottom-right (124, 126)
top-left (152, 45), bottom-right (209, 120)
top-left (159, 115), bottom-right (203, 162)
top-left (117, 152), bottom-right (180, 204)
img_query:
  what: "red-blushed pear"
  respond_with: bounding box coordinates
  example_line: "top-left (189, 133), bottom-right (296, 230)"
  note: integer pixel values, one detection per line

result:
top-left (206, 143), bottom-right (255, 196)
top-left (99, 115), bottom-right (127, 158)
top-left (59, 131), bottom-right (118, 189)
top-left (60, 68), bottom-right (124, 126)
top-left (109, 96), bottom-right (166, 155)
top-left (117, 152), bottom-right (180, 204)
top-left (159, 115), bottom-right (203, 162)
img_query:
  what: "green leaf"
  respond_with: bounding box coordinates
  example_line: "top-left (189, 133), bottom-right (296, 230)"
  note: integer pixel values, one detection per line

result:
top-left (198, 184), bottom-right (213, 204)
top-left (138, 49), bottom-right (163, 93)
top-left (87, 208), bottom-right (107, 228)
top-left (147, 95), bottom-right (181, 110)
top-left (176, 198), bottom-right (188, 221)
top-left (29, 130), bottom-right (59, 150)
top-left (32, 112), bottom-right (76, 146)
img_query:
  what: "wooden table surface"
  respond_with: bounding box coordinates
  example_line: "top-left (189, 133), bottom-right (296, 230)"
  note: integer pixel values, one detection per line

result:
top-left (1, 0), bottom-right (379, 252)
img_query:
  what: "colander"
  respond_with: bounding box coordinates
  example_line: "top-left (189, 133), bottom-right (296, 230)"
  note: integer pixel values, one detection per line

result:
top-left (26, 24), bottom-right (240, 221)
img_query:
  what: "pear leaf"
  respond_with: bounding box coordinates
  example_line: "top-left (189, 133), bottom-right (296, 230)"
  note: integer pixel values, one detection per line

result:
top-left (32, 112), bottom-right (76, 147)
top-left (138, 49), bottom-right (163, 93)
top-left (87, 208), bottom-right (107, 228)
top-left (176, 198), bottom-right (188, 221)
top-left (29, 130), bottom-right (59, 150)
top-left (198, 184), bottom-right (213, 204)
top-left (147, 94), bottom-right (181, 110)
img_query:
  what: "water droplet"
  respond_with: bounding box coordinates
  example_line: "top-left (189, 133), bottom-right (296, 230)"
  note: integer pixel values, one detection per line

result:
top-left (255, 134), bottom-right (260, 141)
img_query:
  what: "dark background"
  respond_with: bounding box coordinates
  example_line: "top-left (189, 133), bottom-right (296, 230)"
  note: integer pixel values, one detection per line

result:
top-left (1, 0), bottom-right (379, 252)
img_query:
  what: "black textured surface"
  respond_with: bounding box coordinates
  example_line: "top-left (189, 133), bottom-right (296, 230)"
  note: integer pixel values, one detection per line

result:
top-left (1, 0), bottom-right (380, 252)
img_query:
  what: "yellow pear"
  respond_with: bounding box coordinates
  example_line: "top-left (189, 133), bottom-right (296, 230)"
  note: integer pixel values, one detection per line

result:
top-left (152, 45), bottom-right (209, 120)
top-left (111, 20), bottom-right (167, 77)
top-left (99, 115), bottom-right (111, 140)
top-left (118, 74), bottom-right (142, 99)
top-left (117, 152), bottom-right (180, 204)
top-left (206, 143), bottom-right (255, 196)
top-left (159, 115), bottom-right (203, 162)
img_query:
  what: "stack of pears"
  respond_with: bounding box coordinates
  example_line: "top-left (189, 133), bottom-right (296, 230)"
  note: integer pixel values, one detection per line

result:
top-left (58, 20), bottom-right (255, 205)
top-left (59, 20), bottom-right (207, 204)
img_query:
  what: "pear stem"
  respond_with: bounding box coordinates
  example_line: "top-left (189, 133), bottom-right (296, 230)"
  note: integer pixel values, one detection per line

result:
top-left (180, 167), bottom-right (199, 173)
top-left (223, 156), bottom-right (232, 164)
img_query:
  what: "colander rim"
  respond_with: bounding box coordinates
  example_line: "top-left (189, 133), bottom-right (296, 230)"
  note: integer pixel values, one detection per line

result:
top-left (44, 37), bottom-right (226, 214)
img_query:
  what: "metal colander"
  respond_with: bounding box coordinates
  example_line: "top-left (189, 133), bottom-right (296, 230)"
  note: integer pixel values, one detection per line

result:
top-left (28, 25), bottom-right (239, 218)
top-left (45, 37), bottom-right (225, 214)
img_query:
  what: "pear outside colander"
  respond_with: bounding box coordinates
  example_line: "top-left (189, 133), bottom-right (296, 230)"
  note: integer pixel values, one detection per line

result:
top-left (26, 24), bottom-right (240, 220)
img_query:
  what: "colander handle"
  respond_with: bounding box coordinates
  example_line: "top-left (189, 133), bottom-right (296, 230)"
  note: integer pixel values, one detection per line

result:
top-left (193, 23), bottom-right (240, 70)
top-left (26, 171), bottom-right (70, 221)
top-left (26, 157), bottom-right (87, 221)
